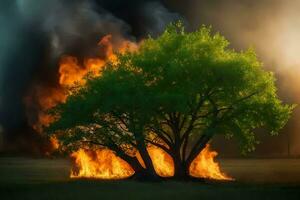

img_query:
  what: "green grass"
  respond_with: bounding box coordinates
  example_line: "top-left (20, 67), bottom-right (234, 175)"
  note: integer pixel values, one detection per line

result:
top-left (1, 157), bottom-right (300, 200)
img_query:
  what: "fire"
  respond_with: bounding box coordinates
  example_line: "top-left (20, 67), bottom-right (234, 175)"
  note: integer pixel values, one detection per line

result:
top-left (70, 145), bottom-right (232, 180)
top-left (148, 146), bottom-right (174, 177)
top-left (189, 144), bottom-right (233, 180)
top-left (49, 136), bottom-right (60, 150)
top-left (58, 34), bottom-right (138, 88)
top-left (58, 56), bottom-right (88, 87)
top-left (26, 35), bottom-right (136, 132)
top-left (70, 148), bottom-right (134, 179)
top-left (70, 146), bottom-right (174, 179)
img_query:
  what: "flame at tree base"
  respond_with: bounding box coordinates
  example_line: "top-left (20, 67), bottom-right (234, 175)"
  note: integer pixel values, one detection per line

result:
top-left (189, 144), bottom-right (233, 180)
top-left (70, 149), bottom-right (134, 179)
top-left (70, 144), bottom-right (233, 180)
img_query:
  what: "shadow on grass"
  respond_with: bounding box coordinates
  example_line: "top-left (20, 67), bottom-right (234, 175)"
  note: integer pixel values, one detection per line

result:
top-left (1, 179), bottom-right (300, 200)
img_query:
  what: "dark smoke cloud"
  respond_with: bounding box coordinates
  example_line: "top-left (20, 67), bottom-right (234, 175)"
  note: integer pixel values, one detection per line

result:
top-left (141, 1), bottom-right (181, 36)
top-left (0, 0), bottom-right (181, 153)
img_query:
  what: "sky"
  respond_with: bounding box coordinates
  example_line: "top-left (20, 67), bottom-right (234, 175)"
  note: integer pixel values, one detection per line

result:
top-left (1, 0), bottom-right (300, 156)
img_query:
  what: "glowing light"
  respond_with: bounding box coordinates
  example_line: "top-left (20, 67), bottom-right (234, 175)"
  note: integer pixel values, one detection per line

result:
top-left (70, 145), bottom-right (232, 180)
top-left (189, 144), bottom-right (233, 180)
top-left (70, 148), bottom-right (134, 179)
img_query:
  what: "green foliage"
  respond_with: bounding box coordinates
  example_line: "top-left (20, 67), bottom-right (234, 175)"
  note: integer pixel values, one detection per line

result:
top-left (47, 22), bottom-right (294, 155)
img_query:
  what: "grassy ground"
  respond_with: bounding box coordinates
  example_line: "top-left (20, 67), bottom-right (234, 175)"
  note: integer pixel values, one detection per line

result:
top-left (1, 157), bottom-right (300, 199)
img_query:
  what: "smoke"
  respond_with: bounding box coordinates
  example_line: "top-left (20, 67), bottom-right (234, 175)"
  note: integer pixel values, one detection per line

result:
top-left (0, 0), bottom-right (181, 153)
top-left (141, 1), bottom-right (181, 36)
top-left (17, 0), bottom-right (133, 58)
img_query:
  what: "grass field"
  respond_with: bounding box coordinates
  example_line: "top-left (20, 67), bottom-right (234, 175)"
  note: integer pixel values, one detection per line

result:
top-left (1, 157), bottom-right (300, 199)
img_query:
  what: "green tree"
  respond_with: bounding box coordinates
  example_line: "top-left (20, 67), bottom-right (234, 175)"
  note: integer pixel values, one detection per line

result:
top-left (47, 22), bottom-right (294, 180)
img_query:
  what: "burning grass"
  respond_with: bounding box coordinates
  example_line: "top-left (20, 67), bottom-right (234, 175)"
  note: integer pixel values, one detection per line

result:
top-left (70, 149), bottom-right (134, 180)
top-left (70, 145), bottom-right (232, 181)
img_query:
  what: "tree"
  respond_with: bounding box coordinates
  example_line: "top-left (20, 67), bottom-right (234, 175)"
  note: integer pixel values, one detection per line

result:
top-left (47, 22), bottom-right (294, 180)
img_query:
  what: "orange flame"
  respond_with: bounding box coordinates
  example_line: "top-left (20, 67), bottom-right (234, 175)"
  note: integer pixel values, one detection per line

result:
top-left (49, 136), bottom-right (60, 150)
top-left (70, 145), bottom-right (232, 180)
top-left (148, 146), bottom-right (174, 177)
top-left (190, 144), bottom-right (233, 180)
top-left (58, 56), bottom-right (88, 87)
top-left (26, 35), bottom-right (136, 132)
top-left (70, 148), bottom-right (134, 179)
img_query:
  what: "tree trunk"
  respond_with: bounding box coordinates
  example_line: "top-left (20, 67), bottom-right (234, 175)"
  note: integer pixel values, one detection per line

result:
top-left (125, 156), bottom-right (145, 174)
top-left (107, 143), bottom-right (149, 179)
top-left (171, 143), bottom-right (190, 180)
top-left (185, 134), bottom-right (211, 174)
top-left (173, 157), bottom-right (190, 180)
top-left (136, 139), bottom-right (160, 180)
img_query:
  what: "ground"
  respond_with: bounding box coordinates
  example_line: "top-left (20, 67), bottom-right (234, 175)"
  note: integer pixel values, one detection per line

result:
top-left (0, 157), bottom-right (300, 199)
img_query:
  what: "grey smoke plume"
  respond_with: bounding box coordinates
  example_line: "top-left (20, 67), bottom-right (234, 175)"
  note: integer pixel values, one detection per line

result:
top-left (17, 0), bottom-right (133, 59)
top-left (0, 0), bottom-right (182, 153)
top-left (142, 1), bottom-right (181, 36)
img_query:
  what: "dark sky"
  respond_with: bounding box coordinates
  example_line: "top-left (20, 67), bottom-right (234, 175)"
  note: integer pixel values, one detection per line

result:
top-left (0, 0), bottom-right (299, 156)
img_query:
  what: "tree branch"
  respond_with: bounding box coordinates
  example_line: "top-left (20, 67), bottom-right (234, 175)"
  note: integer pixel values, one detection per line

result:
top-left (145, 139), bottom-right (172, 155)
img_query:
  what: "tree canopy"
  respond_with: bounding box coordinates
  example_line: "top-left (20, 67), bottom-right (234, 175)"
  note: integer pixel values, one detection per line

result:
top-left (47, 22), bottom-right (294, 180)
